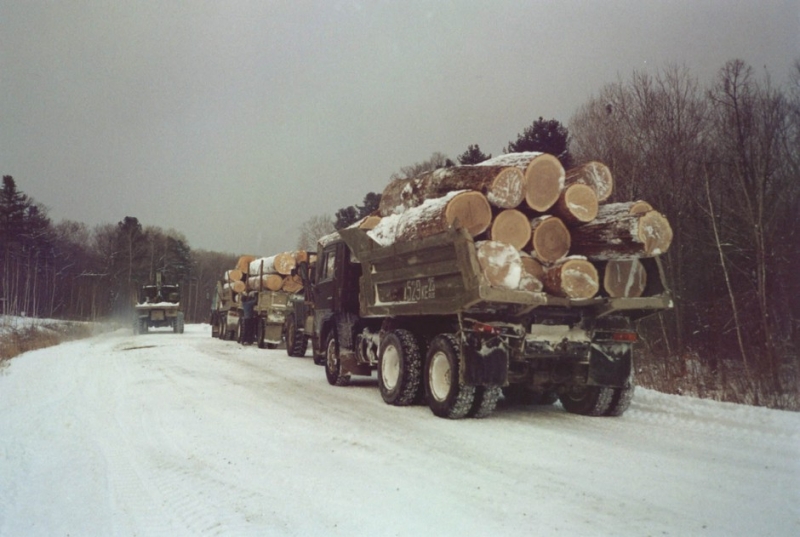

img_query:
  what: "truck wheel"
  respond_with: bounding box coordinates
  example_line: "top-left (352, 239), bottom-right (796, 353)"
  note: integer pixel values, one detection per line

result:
top-left (236, 318), bottom-right (245, 344)
top-left (256, 319), bottom-right (266, 348)
top-left (467, 386), bottom-right (502, 418)
top-left (285, 316), bottom-right (308, 357)
top-left (324, 331), bottom-right (350, 387)
top-left (559, 385), bottom-right (614, 416)
top-left (425, 334), bottom-right (475, 419)
top-left (605, 375), bottom-right (635, 417)
top-left (378, 329), bottom-right (422, 406)
top-left (174, 312), bottom-right (184, 334)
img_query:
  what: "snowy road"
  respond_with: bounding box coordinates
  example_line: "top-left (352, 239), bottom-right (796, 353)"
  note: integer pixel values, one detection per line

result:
top-left (1, 325), bottom-right (798, 536)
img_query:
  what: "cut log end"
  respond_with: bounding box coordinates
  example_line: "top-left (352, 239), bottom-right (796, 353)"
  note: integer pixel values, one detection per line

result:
top-left (486, 167), bottom-right (525, 209)
top-left (603, 259), bottom-right (647, 298)
top-left (489, 209), bottom-right (531, 250)
top-left (524, 154), bottom-right (565, 212)
top-left (358, 215), bottom-right (382, 230)
top-left (530, 216), bottom-right (571, 263)
top-left (445, 191), bottom-right (493, 237)
top-left (636, 211), bottom-right (674, 256)
top-left (475, 241), bottom-right (522, 290)
top-left (565, 161), bottom-right (614, 201)
top-left (554, 183), bottom-right (598, 224)
top-left (543, 258), bottom-right (599, 299)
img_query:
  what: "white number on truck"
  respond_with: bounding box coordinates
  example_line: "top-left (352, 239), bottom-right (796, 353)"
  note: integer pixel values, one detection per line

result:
top-left (403, 278), bottom-right (436, 302)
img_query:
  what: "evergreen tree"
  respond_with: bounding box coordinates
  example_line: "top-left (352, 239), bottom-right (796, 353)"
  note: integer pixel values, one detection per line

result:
top-left (505, 117), bottom-right (573, 168)
top-left (334, 192), bottom-right (383, 230)
top-left (457, 144), bottom-right (491, 165)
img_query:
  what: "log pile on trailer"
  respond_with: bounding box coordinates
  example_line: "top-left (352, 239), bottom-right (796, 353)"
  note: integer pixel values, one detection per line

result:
top-left (365, 151), bottom-right (673, 300)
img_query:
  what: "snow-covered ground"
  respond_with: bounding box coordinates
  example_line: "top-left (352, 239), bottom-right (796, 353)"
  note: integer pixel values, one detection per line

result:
top-left (1, 324), bottom-right (798, 536)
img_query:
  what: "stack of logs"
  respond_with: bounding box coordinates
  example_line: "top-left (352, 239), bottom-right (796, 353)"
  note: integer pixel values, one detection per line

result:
top-left (364, 152), bottom-right (673, 300)
top-left (222, 251), bottom-right (311, 296)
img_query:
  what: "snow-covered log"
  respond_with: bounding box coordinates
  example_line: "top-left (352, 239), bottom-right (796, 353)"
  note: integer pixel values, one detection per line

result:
top-left (247, 274), bottom-right (284, 292)
top-left (564, 161), bottom-right (613, 202)
top-left (249, 253), bottom-right (296, 276)
top-left (370, 190), bottom-right (492, 246)
top-left (551, 183), bottom-right (598, 225)
top-left (530, 215), bottom-right (571, 263)
top-left (569, 210), bottom-right (673, 260)
top-left (542, 257), bottom-right (599, 299)
top-left (596, 200), bottom-right (653, 218)
top-left (478, 152), bottom-right (565, 212)
top-left (488, 209), bottom-right (531, 250)
top-left (378, 166), bottom-right (525, 216)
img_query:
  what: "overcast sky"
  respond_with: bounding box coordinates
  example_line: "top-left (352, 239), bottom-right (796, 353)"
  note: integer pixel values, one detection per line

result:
top-left (1, 0), bottom-right (798, 255)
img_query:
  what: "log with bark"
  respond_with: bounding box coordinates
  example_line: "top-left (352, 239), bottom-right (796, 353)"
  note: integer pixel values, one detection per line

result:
top-left (479, 152), bottom-right (566, 212)
top-left (542, 257), bottom-right (600, 299)
top-left (475, 241), bottom-right (522, 290)
top-left (378, 166), bottom-right (525, 216)
top-left (488, 209), bottom-right (531, 250)
top-left (569, 209), bottom-right (673, 260)
top-left (550, 183), bottom-right (598, 225)
top-left (601, 259), bottom-right (647, 298)
top-left (225, 269), bottom-right (244, 283)
top-left (369, 190), bottom-right (493, 246)
top-left (249, 253), bottom-right (297, 276)
top-left (530, 215), bottom-right (571, 263)
top-left (281, 274), bottom-right (304, 293)
top-left (564, 161), bottom-right (614, 202)
top-left (595, 200), bottom-right (653, 218)
top-left (236, 255), bottom-right (256, 274)
top-left (247, 274), bottom-right (285, 292)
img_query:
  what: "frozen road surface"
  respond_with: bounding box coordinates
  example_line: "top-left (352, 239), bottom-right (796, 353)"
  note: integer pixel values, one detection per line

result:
top-left (1, 324), bottom-right (798, 536)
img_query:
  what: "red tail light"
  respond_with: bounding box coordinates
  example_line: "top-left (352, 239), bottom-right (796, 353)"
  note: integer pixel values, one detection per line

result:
top-left (612, 332), bottom-right (638, 342)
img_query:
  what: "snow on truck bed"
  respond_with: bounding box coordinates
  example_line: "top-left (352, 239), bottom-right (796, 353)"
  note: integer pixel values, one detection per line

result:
top-left (1, 325), bottom-right (798, 536)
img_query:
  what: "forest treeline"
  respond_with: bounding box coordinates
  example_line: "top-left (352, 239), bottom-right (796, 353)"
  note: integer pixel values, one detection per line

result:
top-left (0, 183), bottom-right (236, 324)
top-left (2, 58), bottom-right (798, 407)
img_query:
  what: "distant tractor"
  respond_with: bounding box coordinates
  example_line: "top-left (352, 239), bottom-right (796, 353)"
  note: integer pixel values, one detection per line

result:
top-left (133, 273), bottom-right (184, 335)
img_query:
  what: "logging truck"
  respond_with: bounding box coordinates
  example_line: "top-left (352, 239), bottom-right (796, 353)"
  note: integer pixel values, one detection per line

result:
top-left (286, 220), bottom-right (671, 420)
top-left (134, 273), bottom-right (184, 335)
top-left (212, 254), bottom-right (304, 348)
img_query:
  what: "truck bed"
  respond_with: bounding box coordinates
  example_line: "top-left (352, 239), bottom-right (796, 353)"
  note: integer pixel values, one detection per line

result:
top-left (338, 226), bottom-right (671, 320)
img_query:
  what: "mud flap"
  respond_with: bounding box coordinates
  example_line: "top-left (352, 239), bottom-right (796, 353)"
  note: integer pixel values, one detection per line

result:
top-left (462, 335), bottom-right (508, 386)
top-left (588, 343), bottom-right (632, 388)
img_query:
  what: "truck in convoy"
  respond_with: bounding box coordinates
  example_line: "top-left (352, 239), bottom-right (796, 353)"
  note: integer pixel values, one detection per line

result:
top-left (211, 257), bottom-right (297, 349)
top-left (134, 273), bottom-right (184, 334)
top-left (285, 225), bottom-right (672, 419)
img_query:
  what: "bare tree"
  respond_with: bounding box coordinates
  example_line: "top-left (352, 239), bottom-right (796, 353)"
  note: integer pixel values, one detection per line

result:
top-left (391, 152), bottom-right (454, 180)
top-left (297, 215), bottom-right (335, 251)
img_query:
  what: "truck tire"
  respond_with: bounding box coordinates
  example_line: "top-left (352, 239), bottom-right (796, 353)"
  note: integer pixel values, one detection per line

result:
top-left (236, 318), bottom-right (245, 344)
top-left (257, 319), bottom-right (266, 348)
top-left (559, 385), bottom-right (614, 416)
top-left (425, 334), bottom-right (475, 419)
top-left (467, 386), bottom-right (502, 418)
top-left (324, 331), bottom-right (350, 387)
top-left (605, 375), bottom-right (635, 417)
top-left (378, 329), bottom-right (422, 406)
top-left (285, 316), bottom-right (308, 357)
top-left (174, 312), bottom-right (184, 334)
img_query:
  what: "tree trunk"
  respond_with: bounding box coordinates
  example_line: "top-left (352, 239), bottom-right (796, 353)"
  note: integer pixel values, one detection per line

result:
top-left (551, 184), bottom-right (598, 225)
top-left (569, 210), bottom-right (673, 260)
top-left (249, 253), bottom-right (296, 276)
top-left (475, 241), bottom-right (522, 290)
top-left (379, 166), bottom-right (525, 215)
top-left (564, 161), bottom-right (614, 202)
top-left (601, 259), bottom-right (647, 298)
top-left (530, 216), bottom-right (571, 263)
top-left (372, 191), bottom-right (492, 245)
top-left (236, 255), bottom-right (256, 274)
top-left (488, 209), bottom-right (531, 250)
top-left (542, 257), bottom-right (599, 299)
top-left (479, 152), bottom-right (566, 212)
top-left (281, 274), bottom-right (304, 293)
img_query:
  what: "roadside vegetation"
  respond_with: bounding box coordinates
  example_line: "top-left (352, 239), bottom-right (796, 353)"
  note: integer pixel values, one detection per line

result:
top-left (0, 318), bottom-right (97, 367)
